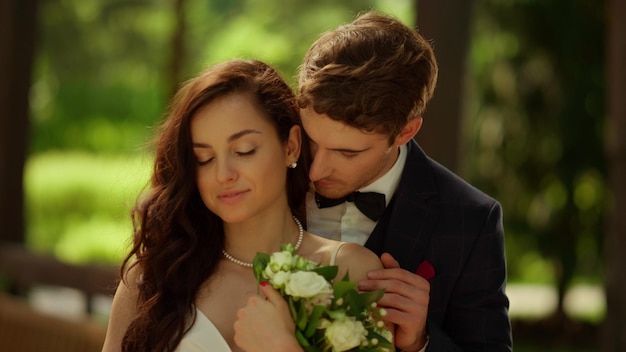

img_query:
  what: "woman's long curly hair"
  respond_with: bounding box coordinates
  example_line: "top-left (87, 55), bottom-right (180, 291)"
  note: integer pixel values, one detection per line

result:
top-left (120, 59), bottom-right (310, 351)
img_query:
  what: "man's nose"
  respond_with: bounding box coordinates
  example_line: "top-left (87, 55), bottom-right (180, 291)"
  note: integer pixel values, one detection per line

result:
top-left (308, 150), bottom-right (331, 182)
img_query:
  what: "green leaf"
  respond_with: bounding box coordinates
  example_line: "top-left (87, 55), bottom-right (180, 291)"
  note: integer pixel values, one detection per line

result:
top-left (296, 329), bottom-right (324, 352)
top-left (333, 280), bottom-right (357, 299)
top-left (297, 300), bottom-right (308, 330)
top-left (326, 309), bottom-right (347, 321)
top-left (311, 330), bottom-right (326, 348)
top-left (295, 329), bottom-right (311, 348)
top-left (366, 329), bottom-right (395, 350)
top-left (311, 265), bottom-right (338, 281)
top-left (288, 297), bottom-right (299, 322)
top-left (252, 252), bottom-right (270, 283)
top-left (341, 271), bottom-right (350, 282)
top-left (304, 305), bottom-right (326, 337)
top-left (358, 288), bottom-right (386, 306)
top-left (345, 290), bottom-right (363, 316)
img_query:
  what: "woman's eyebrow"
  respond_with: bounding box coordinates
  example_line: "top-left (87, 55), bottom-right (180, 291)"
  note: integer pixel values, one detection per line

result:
top-left (192, 129), bottom-right (261, 148)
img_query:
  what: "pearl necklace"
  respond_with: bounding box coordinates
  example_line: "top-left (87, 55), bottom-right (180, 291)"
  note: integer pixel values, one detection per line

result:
top-left (221, 216), bottom-right (304, 268)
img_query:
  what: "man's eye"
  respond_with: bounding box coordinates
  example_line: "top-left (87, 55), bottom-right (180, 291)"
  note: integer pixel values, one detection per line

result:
top-left (342, 152), bottom-right (358, 160)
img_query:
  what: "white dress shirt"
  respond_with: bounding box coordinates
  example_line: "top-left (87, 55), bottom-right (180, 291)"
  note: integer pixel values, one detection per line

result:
top-left (306, 144), bottom-right (407, 244)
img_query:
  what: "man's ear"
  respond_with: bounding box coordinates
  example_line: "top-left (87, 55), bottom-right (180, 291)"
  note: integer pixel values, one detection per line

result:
top-left (394, 117), bottom-right (423, 145)
top-left (285, 125), bottom-right (302, 165)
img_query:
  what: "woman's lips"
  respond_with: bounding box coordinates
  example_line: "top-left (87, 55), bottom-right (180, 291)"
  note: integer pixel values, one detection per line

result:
top-left (218, 189), bottom-right (249, 204)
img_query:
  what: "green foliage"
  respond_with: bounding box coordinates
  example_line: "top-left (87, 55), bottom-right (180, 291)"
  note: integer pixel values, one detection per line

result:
top-left (26, 0), bottom-right (418, 263)
top-left (30, 0), bottom-right (412, 153)
top-left (468, 0), bottom-right (606, 294)
top-left (31, 82), bottom-right (164, 153)
top-left (183, 0), bottom-right (384, 84)
top-left (26, 0), bottom-right (608, 294)
top-left (32, 0), bottom-right (171, 153)
top-left (24, 152), bottom-right (151, 264)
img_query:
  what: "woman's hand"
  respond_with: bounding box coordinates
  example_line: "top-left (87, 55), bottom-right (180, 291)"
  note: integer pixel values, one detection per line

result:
top-left (234, 282), bottom-right (303, 352)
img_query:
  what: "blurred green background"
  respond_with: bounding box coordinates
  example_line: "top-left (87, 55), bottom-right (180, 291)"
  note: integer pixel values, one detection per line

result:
top-left (26, 0), bottom-right (420, 266)
top-left (12, 0), bottom-right (613, 350)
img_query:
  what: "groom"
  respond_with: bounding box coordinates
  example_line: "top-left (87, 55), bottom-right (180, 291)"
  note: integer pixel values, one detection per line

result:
top-left (298, 11), bottom-right (512, 352)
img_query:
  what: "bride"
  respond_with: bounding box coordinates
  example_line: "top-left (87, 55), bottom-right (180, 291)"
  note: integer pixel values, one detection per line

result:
top-left (101, 59), bottom-right (384, 352)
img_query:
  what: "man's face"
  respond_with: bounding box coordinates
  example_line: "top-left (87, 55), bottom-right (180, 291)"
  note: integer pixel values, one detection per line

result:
top-left (300, 107), bottom-right (399, 199)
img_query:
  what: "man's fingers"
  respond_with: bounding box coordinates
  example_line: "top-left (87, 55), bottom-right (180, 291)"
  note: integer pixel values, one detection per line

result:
top-left (369, 253), bottom-right (425, 286)
top-left (380, 252), bottom-right (400, 269)
top-left (362, 269), bottom-right (429, 292)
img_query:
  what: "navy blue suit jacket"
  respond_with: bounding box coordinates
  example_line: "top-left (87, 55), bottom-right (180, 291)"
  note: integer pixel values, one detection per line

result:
top-left (365, 140), bottom-right (512, 351)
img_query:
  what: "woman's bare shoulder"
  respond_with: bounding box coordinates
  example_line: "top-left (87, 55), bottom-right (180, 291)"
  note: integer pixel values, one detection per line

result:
top-left (102, 261), bottom-right (141, 351)
top-left (334, 242), bottom-right (382, 266)
top-left (302, 233), bottom-right (382, 281)
top-left (333, 242), bottom-right (382, 282)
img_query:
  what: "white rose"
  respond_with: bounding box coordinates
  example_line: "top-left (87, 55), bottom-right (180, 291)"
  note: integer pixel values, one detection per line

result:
top-left (295, 255), bottom-right (310, 270)
top-left (270, 270), bottom-right (291, 288)
top-left (268, 251), bottom-right (295, 272)
top-left (304, 261), bottom-right (319, 271)
top-left (303, 287), bottom-right (334, 314)
top-left (285, 271), bottom-right (332, 298)
top-left (264, 264), bottom-right (276, 279)
top-left (324, 317), bottom-right (367, 351)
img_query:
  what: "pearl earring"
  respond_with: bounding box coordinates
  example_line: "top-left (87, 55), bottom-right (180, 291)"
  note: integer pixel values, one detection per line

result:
top-left (288, 162), bottom-right (297, 169)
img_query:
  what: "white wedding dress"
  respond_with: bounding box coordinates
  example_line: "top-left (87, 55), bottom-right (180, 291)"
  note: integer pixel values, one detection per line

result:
top-left (176, 242), bottom-right (346, 352)
top-left (176, 309), bottom-right (232, 352)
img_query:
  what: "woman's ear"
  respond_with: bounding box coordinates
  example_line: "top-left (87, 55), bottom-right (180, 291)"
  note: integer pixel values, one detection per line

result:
top-left (394, 117), bottom-right (423, 145)
top-left (285, 125), bottom-right (302, 166)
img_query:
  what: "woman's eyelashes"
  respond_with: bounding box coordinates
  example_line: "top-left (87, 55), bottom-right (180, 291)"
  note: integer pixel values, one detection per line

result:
top-left (197, 157), bottom-right (213, 166)
top-left (236, 148), bottom-right (256, 157)
top-left (195, 148), bottom-right (257, 166)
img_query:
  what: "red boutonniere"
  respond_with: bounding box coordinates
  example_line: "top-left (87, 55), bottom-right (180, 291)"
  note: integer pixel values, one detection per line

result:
top-left (416, 260), bottom-right (435, 281)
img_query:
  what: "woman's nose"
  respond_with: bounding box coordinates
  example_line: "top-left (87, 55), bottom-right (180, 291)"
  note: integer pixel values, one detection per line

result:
top-left (216, 158), bottom-right (237, 183)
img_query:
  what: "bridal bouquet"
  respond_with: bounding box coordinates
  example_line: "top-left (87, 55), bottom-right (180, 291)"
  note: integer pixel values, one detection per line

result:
top-left (252, 244), bottom-right (394, 352)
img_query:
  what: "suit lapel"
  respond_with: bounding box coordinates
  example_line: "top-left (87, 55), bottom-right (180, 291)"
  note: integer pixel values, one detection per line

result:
top-left (366, 140), bottom-right (439, 272)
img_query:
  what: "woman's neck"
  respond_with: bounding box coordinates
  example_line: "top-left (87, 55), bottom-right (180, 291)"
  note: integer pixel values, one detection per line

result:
top-left (222, 213), bottom-right (302, 262)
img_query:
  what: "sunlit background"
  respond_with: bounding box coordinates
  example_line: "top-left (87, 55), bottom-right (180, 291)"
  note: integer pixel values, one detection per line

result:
top-left (4, 0), bottom-right (612, 351)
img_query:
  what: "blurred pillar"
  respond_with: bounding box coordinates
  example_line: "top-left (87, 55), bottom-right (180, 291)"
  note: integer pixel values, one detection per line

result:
top-left (0, 0), bottom-right (38, 243)
top-left (602, 0), bottom-right (626, 350)
top-left (168, 0), bottom-right (186, 100)
top-left (415, 0), bottom-right (475, 174)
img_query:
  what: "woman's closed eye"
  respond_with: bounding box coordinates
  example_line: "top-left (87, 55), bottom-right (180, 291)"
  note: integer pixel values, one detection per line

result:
top-left (196, 148), bottom-right (256, 165)
top-left (197, 157), bottom-right (214, 166)
top-left (236, 148), bottom-right (256, 157)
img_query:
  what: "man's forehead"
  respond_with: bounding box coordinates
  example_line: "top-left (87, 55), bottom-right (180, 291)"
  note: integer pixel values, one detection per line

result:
top-left (300, 110), bottom-right (387, 148)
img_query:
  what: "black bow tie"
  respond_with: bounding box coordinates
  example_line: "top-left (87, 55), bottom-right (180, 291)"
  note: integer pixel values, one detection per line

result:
top-left (315, 191), bottom-right (386, 221)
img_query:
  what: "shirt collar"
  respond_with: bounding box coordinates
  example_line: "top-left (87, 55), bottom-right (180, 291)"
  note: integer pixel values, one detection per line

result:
top-left (359, 144), bottom-right (407, 206)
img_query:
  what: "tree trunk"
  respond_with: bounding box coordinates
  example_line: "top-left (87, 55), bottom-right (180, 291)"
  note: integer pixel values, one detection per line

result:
top-left (168, 0), bottom-right (186, 100)
top-left (0, 0), bottom-right (38, 244)
top-left (602, 0), bottom-right (626, 350)
top-left (415, 0), bottom-right (475, 174)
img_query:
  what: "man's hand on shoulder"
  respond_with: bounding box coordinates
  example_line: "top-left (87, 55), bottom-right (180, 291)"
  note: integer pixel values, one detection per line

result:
top-left (358, 253), bottom-right (430, 352)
